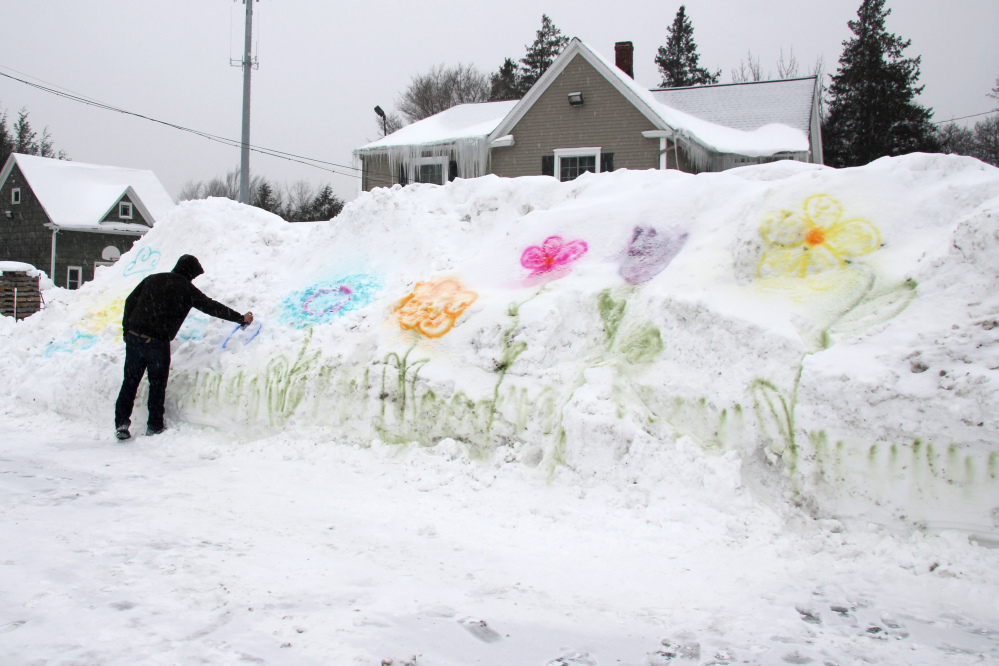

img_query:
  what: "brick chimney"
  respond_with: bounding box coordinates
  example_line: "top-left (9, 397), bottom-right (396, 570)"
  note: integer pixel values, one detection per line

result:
top-left (615, 41), bottom-right (634, 79)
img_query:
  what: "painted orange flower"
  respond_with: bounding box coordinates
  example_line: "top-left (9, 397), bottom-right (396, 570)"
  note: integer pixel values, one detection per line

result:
top-left (394, 278), bottom-right (478, 338)
top-left (758, 194), bottom-right (881, 278)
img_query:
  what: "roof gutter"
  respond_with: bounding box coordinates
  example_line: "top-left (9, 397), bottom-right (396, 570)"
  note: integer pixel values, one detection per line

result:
top-left (42, 222), bottom-right (148, 237)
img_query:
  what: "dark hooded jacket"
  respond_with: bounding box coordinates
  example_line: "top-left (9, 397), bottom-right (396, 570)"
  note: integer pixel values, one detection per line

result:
top-left (122, 255), bottom-right (244, 341)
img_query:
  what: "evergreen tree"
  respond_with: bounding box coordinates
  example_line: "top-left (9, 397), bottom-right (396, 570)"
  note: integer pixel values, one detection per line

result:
top-left (13, 109), bottom-right (38, 155)
top-left (252, 180), bottom-right (282, 215)
top-left (489, 57), bottom-right (523, 101)
top-left (518, 14), bottom-right (569, 91)
top-left (973, 116), bottom-right (999, 166)
top-left (655, 6), bottom-right (719, 88)
top-left (0, 104), bottom-right (66, 164)
top-left (307, 185), bottom-right (345, 221)
top-left (0, 108), bottom-right (12, 166)
top-left (823, 0), bottom-right (939, 167)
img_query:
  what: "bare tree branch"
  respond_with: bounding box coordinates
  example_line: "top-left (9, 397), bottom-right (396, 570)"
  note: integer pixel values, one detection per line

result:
top-left (396, 63), bottom-right (490, 122)
top-left (732, 51), bottom-right (765, 83)
top-left (777, 47), bottom-right (799, 79)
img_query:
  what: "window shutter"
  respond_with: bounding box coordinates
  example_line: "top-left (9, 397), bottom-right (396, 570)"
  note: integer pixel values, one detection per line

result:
top-left (600, 152), bottom-right (614, 173)
top-left (398, 164), bottom-right (408, 186)
top-left (448, 160), bottom-right (458, 182)
top-left (541, 155), bottom-right (555, 177)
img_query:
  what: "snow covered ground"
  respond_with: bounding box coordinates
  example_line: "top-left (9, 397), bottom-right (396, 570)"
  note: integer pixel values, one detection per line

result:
top-left (2, 414), bottom-right (998, 665)
top-left (2, 154), bottom-right (999, 664)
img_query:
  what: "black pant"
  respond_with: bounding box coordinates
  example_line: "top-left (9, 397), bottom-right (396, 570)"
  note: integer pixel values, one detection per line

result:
top-left (115, 332), bottom-right (171, 430)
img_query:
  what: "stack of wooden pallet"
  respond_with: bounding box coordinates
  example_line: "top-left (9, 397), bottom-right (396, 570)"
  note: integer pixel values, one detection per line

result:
top-left (0, 271), bottom-right (41, 320)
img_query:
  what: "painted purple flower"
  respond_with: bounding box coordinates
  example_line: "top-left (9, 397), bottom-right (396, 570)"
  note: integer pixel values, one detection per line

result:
top-left (304, 285), bottom-right (353, 317)
top-left (521, 235), bottom-right (588, 276)
top-left (619, 226), bottom-right (688, 284)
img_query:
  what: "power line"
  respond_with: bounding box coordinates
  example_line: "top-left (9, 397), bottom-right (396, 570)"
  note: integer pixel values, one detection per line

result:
top-left (0, 66), bottom-right (372, 181)
top-left (932, 110), bottom-right (996, 125)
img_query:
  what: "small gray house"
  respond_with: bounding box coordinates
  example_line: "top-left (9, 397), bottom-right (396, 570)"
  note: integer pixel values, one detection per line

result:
top-left (0, 153), bottom-right (176, 288)
top-left (355, 38), bottom-right (823, 190)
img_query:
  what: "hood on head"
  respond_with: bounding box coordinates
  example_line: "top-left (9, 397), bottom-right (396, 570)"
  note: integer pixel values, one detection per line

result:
top-left (172, 254), bottom-right (204, 280)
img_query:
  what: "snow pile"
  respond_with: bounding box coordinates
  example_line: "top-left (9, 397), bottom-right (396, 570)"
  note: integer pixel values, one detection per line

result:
top-left (2, 154), bottom-right (998, 537)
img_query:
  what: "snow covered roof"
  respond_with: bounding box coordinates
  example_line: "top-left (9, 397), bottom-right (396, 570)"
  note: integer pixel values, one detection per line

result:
top-left (353, 40), bottom-right (815, 177)
top-left (0, 261), bottom-right (42, 276)
top-left (489, 38), bottom-right (811, 159)
top-left (650, 77), bottom-right (818, 135)
top-left (0, 153), bottom-right (176, 232)
top-left (357, 101), bottom-right (519, 151)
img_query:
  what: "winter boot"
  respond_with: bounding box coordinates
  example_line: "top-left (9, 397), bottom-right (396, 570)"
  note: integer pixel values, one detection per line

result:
top-left (115, 425), bottom-right (131, 441)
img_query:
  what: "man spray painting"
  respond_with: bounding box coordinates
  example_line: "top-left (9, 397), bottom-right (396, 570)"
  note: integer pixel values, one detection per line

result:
top-left (114, 254), bottom-right (252, 440)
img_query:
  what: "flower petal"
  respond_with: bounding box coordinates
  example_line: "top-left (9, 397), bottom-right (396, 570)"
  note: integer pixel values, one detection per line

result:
top-left (520, 246), bottom-right (548, 270)
top-left (417, 310), bottom-right (456, 337)
top-left (760, 210), bottom-right (807, 246)
top-left (824, 217), bottom-right (882, 259)
top-left (541, 236), bottom-right (565, 255)
top-left (803, 244), bottom-right (844, 275)
top-left (444, 290), bottom-right (478, 315)
top-left (759, 247), bottom-right (810, 278)
top-left (552, 239), bottom-right (587, 265)
top-left (804, 194), bottom-right (843, 228)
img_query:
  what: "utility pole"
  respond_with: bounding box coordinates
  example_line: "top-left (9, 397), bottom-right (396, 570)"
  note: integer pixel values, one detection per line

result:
top-left (232, 0), bottom-right (258, 204)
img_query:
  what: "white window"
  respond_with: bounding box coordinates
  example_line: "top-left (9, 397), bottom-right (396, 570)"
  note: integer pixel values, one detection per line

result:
top-left (67, 266), bottom-right (82, 290)
top-left (554, 147), bottom-right (601, 182)
top-left (11, 188), bottom-right (21, 204)
top-left (119, 201), bottom-right (133, 219)
top-left (414, 157), bottom-right (447, 185)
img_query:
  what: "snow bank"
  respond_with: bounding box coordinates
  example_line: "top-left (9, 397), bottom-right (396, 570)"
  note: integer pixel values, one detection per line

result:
top-left (2, 155), bottom-right (998, 537)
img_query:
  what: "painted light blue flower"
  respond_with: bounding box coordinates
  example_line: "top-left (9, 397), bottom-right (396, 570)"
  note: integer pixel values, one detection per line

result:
top-left (123, 247), bottom-right (161, 276)
top-left (280, 274), bottom-right (381, 329)
top-left (176, 313), bottom-right (210, 342)
top-left (222, 321), bottom-right (262, 349)
top-left (44, 331), bottom-right (98, 358)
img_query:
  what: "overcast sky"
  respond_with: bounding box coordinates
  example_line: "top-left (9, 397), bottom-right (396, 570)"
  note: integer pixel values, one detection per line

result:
top-left (3, 1), bottom-right (997, 204)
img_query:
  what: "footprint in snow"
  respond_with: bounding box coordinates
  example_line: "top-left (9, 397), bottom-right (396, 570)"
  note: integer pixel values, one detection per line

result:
top-left (0, 620), bottom-right (26, 634)
top-left (647, 639), bottom-right (701, 664)
top-left (457, 617), bottom-right (501, 643)
top-left (546, 651), bottom-right (597, 666)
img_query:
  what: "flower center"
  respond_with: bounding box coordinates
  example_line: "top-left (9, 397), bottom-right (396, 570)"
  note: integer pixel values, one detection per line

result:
top-left (805, 226), bottom-right (826, 247)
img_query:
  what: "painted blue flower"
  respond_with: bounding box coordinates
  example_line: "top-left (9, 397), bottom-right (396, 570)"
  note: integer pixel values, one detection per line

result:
top-left (281, 274), bottom-right (381, 329)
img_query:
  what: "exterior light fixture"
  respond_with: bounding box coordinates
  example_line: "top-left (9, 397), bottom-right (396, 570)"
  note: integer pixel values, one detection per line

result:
top-left (374, 105), bottom-right (387, 137)
top-left (568, 91), bottom-right (584, 106)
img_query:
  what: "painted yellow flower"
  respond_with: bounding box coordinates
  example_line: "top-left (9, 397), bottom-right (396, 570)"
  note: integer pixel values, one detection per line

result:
top-left (758, 194), bottom-right (881, 278)
top-left (394, 278), bottom-right (478, 338)
top-left (77, 296), bottom-right (126, 340)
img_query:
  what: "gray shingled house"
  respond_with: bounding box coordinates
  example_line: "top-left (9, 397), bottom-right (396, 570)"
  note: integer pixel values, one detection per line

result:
top-left (355, 38), bottom-right (823, 190)
top-left (0, 153), bottom-right (175, 288)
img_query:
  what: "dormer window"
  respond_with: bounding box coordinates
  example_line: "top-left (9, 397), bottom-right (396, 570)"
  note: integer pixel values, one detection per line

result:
top-left (11, 188), bottom-right (20, 204)
top-left (119, 201), bottom-right (133, 219)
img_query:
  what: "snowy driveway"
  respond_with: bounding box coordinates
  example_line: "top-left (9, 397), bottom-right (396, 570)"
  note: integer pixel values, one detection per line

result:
top-left (1, 416), bottom-right (998, 665)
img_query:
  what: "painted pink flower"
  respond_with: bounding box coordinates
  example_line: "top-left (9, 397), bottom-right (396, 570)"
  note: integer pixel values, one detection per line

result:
top-left (520, 236), bottom-right (588, 276)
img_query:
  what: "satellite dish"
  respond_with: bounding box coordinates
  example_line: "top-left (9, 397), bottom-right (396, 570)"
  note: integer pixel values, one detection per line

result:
top-left (102, 246), bottom-right (121, 261)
